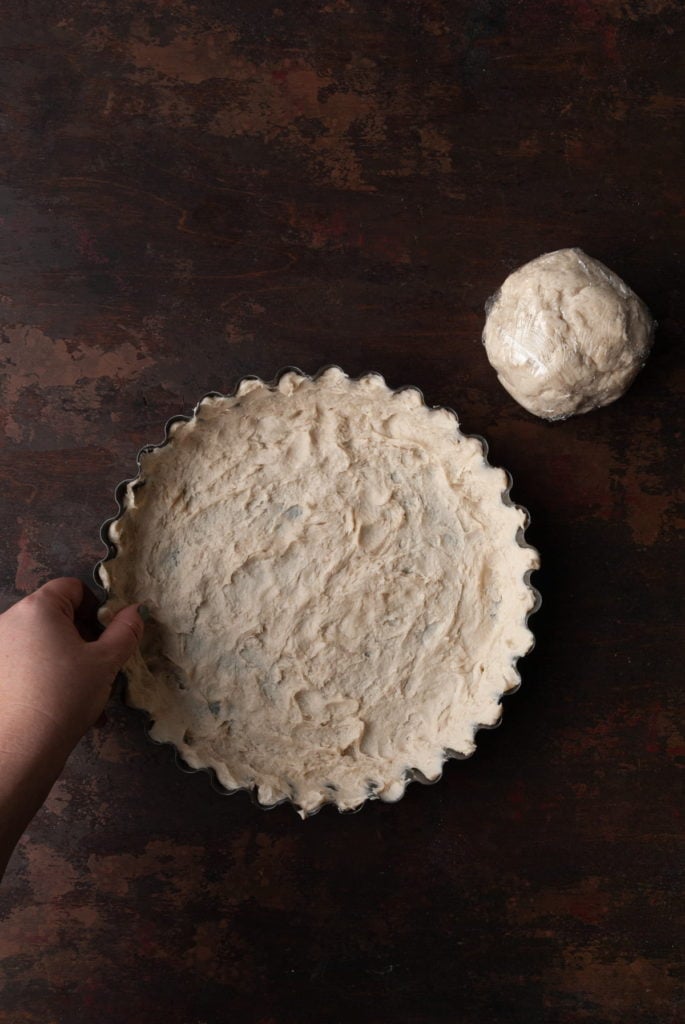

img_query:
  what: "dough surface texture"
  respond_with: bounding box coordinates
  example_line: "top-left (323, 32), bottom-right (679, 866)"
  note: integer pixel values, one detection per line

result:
top-left (483, 248), bottom-right (654, 420)
top-left (98, 368), bottom-right (539, 815)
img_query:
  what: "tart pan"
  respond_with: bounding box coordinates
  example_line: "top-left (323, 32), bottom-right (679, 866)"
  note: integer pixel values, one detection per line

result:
top-left (94, 365), bottom-right (541, 816)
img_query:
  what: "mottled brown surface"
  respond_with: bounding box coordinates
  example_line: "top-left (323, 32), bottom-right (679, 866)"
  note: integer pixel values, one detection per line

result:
top-left (0, 1), bottom-right (683, 1022)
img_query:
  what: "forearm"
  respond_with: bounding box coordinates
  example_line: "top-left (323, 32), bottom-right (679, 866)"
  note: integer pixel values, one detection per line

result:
top-left (0, 712), bottom-right (73, 879)
top-left (0, 580), bottom-right (144, 883)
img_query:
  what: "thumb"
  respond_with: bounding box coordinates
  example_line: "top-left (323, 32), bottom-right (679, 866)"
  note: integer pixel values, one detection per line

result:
top-left (95, 603), bottom-right (146, 668)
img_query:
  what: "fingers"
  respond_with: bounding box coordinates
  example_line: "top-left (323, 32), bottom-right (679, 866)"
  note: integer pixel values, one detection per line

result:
top-left (94, 604), bottom-right (146, 669)
top-left (32, 577), bottom-right (85, 620)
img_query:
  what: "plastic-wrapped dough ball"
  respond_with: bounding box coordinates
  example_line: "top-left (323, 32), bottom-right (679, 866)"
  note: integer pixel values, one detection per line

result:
top-left (482, 248), bottom-right (655, 420)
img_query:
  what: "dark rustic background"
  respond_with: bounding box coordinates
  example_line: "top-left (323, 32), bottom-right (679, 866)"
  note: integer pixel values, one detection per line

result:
top-left (0, 2), bottom-right (683, 1022)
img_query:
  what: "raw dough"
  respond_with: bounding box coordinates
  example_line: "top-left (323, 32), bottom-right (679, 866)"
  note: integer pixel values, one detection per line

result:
top-left (98, 368), bottom-right (539, 815)
top-left (482, 248), bottom-right (654, 420)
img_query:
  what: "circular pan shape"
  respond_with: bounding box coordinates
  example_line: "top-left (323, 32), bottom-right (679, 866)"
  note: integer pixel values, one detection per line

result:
top-left (96, 366), bottom-right (540, 816)
top-left (482, 247), bottom-right (655, 421)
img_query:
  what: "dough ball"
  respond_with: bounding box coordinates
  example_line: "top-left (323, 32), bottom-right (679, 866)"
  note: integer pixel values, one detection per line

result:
top-left (482, 248), bottom-right (655, 420)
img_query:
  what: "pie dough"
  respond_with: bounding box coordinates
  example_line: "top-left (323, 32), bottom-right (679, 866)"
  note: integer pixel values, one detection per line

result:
top-left (97, 368), bottom-right (539, 815)
top-left (483, 248), bottom-right (655, 420)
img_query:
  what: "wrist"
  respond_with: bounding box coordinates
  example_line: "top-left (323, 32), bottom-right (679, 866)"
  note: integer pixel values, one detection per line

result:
top-left (0, 707), bottom-right (75, 880)
top-left (0, 701), bottom-right (77, 771)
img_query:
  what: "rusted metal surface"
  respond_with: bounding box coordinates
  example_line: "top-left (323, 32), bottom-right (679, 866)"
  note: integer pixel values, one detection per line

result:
top-left (0, 2), bottom-right (683, 1021)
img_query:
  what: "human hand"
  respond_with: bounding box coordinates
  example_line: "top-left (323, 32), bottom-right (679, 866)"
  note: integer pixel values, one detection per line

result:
top-left (0, 577), bottom-right (145, 757)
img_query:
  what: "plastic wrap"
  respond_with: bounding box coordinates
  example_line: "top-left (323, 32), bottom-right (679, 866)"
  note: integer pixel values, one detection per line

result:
top-left (482, 248), bottom-right (655, 421)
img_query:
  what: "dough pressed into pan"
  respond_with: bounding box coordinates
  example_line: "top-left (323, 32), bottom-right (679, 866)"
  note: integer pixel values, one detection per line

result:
top-left (98, 368), bottom-right (539, 815)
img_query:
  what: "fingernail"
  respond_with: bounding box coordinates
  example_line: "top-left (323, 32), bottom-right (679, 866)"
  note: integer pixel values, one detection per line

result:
top-left (137, 604), bottom-right (151, 621)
